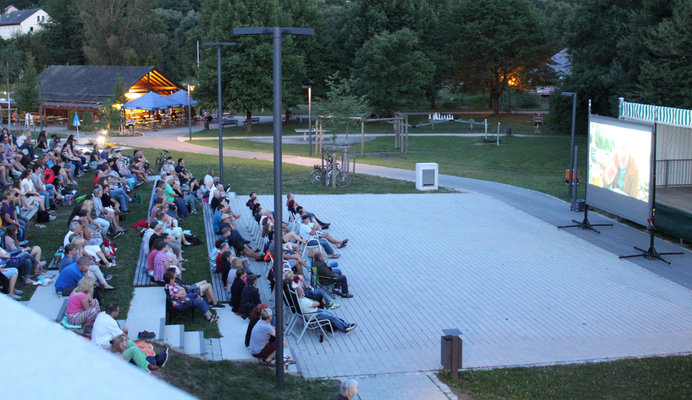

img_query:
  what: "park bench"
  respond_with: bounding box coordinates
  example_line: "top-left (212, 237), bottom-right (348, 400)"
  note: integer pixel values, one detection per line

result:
top-left (222, 119), bottom-right (238, 128)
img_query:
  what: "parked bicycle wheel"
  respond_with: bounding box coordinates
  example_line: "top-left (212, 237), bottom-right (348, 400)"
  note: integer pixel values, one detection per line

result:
top-left (335, 171), bottom-right (351, 187)
top-left (310, 168), bottom-right (326, 186)
top-left (155, 157), bottom-right (164, 171)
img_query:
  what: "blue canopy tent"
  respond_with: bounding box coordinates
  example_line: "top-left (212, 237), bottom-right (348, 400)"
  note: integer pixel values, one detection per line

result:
top-left (121, 91), bottom-right (181, 110)
top-left (167, 89), bottom-right (197, 107)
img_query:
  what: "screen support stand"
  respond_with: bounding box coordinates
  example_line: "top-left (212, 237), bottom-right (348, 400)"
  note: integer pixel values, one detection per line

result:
top-left (619, 116), bottom-right (682, 264)
top-left (558, 204), bottom-right (613, 234)
top-left (619, 226), bottom-right (682, 264)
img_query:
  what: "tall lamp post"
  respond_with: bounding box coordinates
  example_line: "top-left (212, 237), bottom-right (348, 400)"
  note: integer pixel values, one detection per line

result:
top-left (234, 26), bottom-right (314, 390)
top-left (302, 85), bottom-right (312, 156)
top-left (202, 42), bottom-right (236, 185)
top-left (562, 91), bottom-right (577, 206)
top-left (187, 84), bottom-right (195, 141)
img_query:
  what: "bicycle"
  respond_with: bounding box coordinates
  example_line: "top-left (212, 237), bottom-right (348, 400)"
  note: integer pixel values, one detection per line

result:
top-left (310, 157), bottom-right (351, 187)
top-left (154, 149), bottom-right (169, 171)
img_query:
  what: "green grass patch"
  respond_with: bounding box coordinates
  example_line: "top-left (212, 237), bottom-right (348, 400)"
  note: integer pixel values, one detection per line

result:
top-left (159, 349), bottom-right (337, 400)
top-left (439, 355), bottom-right (692, 400)
top-left (139, 148), bottom-right (434, 195)
top-left (190, 135), bottom-right (587, 201)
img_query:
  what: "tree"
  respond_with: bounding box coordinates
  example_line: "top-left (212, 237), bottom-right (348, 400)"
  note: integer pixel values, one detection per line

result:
top-left (77, 0), bottom-right (166, 65)
top-left (548, 0), bottom-right (642, 135)
top-left (196, 0), bottom-right (311, 125)
top-left (313, 73), bottom-right (369, 142)
top-left (333, 0), bottom-right (452, 108)
top-left (353, 28), bottom-right (434, 115)
top-left (38, 0), bottom-right (86, 66)
top-left (632, 0), bottom-right (692, 108)
top-left (127, 49), bottom-right (139, 66)
top-left (16, 55), bottom-right (40, 115)
top-left (113, 77), bottom-right (127, 106)
top-left (445, 0), bottom-right (551, 115)
top-left (153, 7), bottom-right (201, 82)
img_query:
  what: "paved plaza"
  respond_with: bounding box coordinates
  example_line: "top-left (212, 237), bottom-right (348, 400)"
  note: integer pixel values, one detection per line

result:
top-left (262, 193), bottom-right (692, 381)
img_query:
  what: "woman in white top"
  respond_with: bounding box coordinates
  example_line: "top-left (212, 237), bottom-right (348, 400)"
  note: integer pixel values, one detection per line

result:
top-left (18, 169), bottom-right (46, 211)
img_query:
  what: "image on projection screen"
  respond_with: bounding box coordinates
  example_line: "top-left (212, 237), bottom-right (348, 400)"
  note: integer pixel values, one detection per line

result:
top-left (587, 115), bottom-right (653, 225)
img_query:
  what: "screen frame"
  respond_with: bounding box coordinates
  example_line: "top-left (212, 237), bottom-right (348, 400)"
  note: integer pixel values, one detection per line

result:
top-left (586, 114), bottom-right (654, 227)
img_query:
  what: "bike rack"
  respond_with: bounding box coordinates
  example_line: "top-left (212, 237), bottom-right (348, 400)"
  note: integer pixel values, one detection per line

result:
top-left (315, 143), bottom-right (352, 188)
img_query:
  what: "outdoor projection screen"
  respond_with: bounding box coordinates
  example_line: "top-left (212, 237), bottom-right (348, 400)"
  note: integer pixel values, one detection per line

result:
top-left (587, 115), bottom-right (653, 226)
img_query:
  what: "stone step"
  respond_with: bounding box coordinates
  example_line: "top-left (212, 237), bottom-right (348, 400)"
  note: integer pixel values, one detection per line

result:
top-left (205, 338), bottom-right (224, 361)
top-left (163, 324), bottom-right (184, 350)
top-left (182, 331), bottom-right (205, 357)
top-left (125, 287), bottom-right (166, 340)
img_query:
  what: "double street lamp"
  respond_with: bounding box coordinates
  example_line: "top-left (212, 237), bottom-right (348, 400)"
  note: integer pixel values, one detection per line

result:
top-left (233, 26), bottom-right (314, 390)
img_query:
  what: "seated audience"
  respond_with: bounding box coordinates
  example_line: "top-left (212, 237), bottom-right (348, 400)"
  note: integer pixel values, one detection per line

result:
top-left (65, 276), bottom-right (101, 333)
top-left (110, 334), bottom-right (169, 373)
top-left (163, 269), bottom-right (219, 323)
top-left (239, 273), bottom-right (261, 318)
top-left (249, 308), bottom-right (279, 366)
top-left (230, 267), bottom-right (247, 313)
top-left (311, 249), bottom-right (352, 298)
top-left (92, 302), bottom-right (126, 350)
top-left (296, 284), bottom-right (356, 334)
top-left (299, 215), bottom-right (347, 259)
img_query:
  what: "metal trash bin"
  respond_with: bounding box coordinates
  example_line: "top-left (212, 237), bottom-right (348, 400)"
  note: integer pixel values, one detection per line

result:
top-left (441, 328), bottom-right (462, 378)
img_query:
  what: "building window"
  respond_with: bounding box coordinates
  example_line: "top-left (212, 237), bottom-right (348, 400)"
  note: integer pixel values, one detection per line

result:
top-left (37, 16), bottom-right (40, 22)
top-left (29, 27), bottom-right (33, 32)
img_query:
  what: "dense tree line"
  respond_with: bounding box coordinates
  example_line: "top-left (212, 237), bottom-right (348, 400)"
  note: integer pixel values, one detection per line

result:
top-left (3, 0), bottom-right (690, 129)
top-left (549, 0), bottom-right (692, 134)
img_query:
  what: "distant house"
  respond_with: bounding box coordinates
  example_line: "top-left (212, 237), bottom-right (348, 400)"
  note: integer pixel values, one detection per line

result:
top-left (38, 65), bottom-right (182, 118)
top-left (0, 6), bottom-right (50, 39)
top-left (536, 49), bottom-right (572, 96)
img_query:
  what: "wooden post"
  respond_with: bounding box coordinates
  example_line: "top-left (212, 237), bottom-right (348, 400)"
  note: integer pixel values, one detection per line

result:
top-left (360, 119), bottom-right (365, 157)
top-left (405, 115), bottom-right (409, 154)
top-left (401, 116), bottom-right (404, 154)
top-left (394, 113), bottom-right (400, 149)
top-left (331, 148), bottom-right (336, 189)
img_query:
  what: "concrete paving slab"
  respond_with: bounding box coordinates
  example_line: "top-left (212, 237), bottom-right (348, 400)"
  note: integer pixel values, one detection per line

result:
top-left (25, 274), bottom-right (63, 321)
top-left (274, 193), bottom-right (692, 379)
top-left (354, 372), bottom-right (452, 400)
top-left (125, 287), bottom-right (166, 338)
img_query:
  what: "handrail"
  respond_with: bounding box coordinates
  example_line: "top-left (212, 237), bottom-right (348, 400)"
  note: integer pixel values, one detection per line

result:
top-left (656, 159), bottom-right (692, 187)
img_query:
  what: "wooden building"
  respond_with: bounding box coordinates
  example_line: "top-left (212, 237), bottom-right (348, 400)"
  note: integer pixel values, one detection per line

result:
top-left (38, 65), bottom-right (182, 119)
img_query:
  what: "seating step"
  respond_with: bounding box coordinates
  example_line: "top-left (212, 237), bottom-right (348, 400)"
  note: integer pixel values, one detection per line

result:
top-left (163, 324), bottom-right (185, 350)
top-left (205, 338), bottom-right (224, 361)
top-left (183, 331), bottom-right (205, 357)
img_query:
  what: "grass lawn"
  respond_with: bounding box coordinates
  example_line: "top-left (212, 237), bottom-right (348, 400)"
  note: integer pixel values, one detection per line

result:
top-left (190, 135), bottom-right (588, 201)
top-left (439, 355), bottom-right (692, 400)
top-left (190, 112), bottom-right (555, 138)
top-left (140, 148), bottom-right (441, 195)
top-left (158, 349), bottom-right (337, 400)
